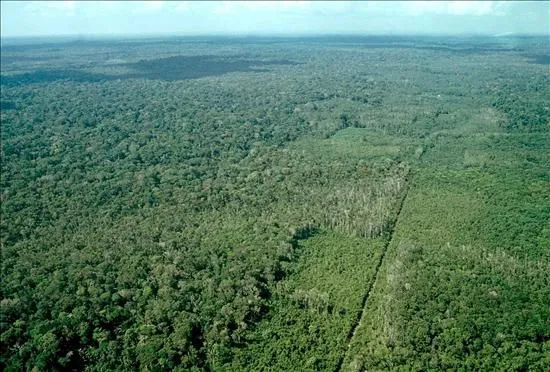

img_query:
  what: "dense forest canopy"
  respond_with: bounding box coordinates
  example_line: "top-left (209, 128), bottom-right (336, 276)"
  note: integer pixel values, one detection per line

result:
top-left (1, 35), bottom-right (549, 371)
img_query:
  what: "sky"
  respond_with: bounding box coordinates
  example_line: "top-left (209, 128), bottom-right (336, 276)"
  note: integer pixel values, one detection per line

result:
top-left (1, 1), bottom-right (549, 38)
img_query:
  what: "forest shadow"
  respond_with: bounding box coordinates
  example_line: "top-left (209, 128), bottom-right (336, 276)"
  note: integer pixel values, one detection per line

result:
top-left (0, 69), bottom-right (117, 87)
top-left (123, 55), bottom-right (301, 80)
top-left (524, 54), bottom-right (550, 65)
top-left (0, 55), bottom-right (301, 87)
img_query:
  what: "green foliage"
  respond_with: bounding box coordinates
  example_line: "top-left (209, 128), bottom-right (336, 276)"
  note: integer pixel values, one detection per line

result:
top-left (227, 232), bottom-right (386, 370)
top-left (1, 35), bottom-right (548, 370)
top-left (491, 74), bottom-right (550, 132)
top-left (344, 133), bottom-right (550, 371)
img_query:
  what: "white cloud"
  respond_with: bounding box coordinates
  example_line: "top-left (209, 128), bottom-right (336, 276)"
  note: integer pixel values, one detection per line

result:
top-left (243, 1), bottom-right (311, 10)
top-left (208, 1), bottom-right (501, 19)
top-left (214, 1), bottom-right (233, 15)
top-left (404, 1), bottom-right (497, 16)
top-left (214, 1), bottom-right (312, 15)
top-left (173, 1), bottom-right (190, 13)
top-left (24, 1), bottom-right (76, 14)
top-left (447, 1), bottom-right (494, 16)
top-left (44, 0), bottom-right (76, 11)
top-left (1, 0), bottom-right (546, 37)
top-left (142, 1), bottom-right (165, 11)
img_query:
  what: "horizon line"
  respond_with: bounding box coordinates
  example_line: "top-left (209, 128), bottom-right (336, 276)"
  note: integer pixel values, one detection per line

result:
top-left (2, 31), bottom-right (548, 44)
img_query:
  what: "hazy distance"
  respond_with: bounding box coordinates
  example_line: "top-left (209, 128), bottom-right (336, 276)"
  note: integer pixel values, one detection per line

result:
top-left (1, 1), bottom-right (549, 39)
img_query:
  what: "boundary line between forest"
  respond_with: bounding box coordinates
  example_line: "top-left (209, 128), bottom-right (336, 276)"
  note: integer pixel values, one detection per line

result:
top-left (334, 168), bottom-right (412, 372)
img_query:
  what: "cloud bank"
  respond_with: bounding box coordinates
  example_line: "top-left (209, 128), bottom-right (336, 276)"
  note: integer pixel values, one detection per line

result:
top-left (1, 1), bottom-right (548, 38)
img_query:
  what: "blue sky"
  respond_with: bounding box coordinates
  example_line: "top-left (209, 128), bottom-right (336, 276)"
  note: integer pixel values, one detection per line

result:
top-left (1, 1), bottom-right (549, 38)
